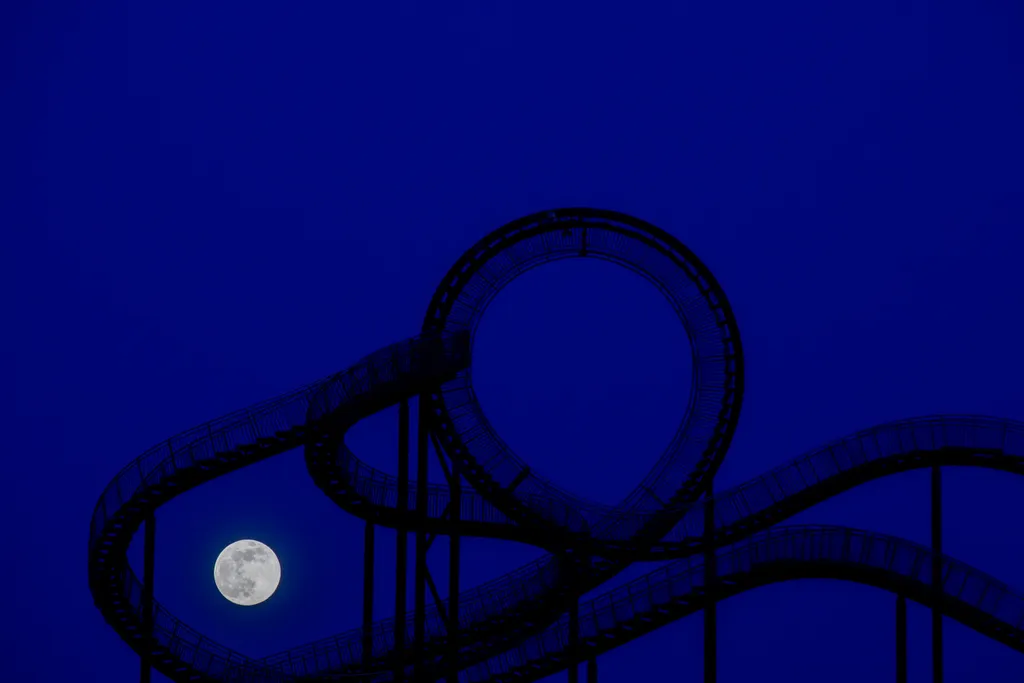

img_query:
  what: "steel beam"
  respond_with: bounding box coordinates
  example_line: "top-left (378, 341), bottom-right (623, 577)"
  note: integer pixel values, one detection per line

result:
top-left (140, 514), bottom-right (155, 683)
top-left (705, 483), bottom-right (717, 683)
top-left (363, 521), bottom-right (375, 666)
top-left (395, 399), bottom-right (410, 682)
top-left (448, 451), bottom-right (462, 683)
top-left (931, 464), bottom-right (942, 683)
top-left (414, 398), bottom-right (429, 678)
top-left (569, 597), bottom-right (580, 683)
top-left (896, 594), bottom-right (907, 683)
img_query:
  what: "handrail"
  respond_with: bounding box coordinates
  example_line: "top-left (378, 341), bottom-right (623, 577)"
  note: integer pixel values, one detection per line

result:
top-left (88, 208), bottom-right (1024, 682)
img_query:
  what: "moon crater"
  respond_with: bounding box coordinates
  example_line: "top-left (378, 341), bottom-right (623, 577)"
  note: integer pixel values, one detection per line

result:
top-left (214, 539), bottom-right (281, 606)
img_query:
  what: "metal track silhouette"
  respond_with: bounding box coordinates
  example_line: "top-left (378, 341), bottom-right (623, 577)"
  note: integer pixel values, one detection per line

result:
top-left (88, 208), bottom-right (1024, 681)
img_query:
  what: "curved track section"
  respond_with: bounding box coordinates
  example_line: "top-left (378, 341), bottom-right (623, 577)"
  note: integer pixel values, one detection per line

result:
top-left (623, 415), bottom-right (1024, 558)
top-left (88, 208), bottom-right (1024, 681)
top-left (87, 333), bottom-right (470, 682)
top-left (303, 207), bottom-right (744, 676)
top-left (419, 208), bottom-right (744, 541)
top-left (297, 414), bottom-right (1024, 681)
top-left (459, 525), bottom-right (1024, 682)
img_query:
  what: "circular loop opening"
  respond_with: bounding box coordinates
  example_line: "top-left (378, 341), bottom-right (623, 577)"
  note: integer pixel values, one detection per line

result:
top-left (472, 258), bottom-right (692, 506)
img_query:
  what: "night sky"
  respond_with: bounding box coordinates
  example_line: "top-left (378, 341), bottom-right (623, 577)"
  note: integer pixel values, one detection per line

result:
top-left (7, 2), bottom-right (1024, 681)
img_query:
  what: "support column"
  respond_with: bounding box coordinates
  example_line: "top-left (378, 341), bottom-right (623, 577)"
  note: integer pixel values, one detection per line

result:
top-left (587, 656), bottom-right (598, 683)
top-left (704, 483), bottom-right (717, 683)
top-left (395, 399), bottom-right (410, 682)
top-left (140, 513), bottom-right (155, 683)
top-left (896, 594), bottom-right (907, 683)
top-left (414, 398), bottom-right (430, 678)
top-left (931, 464), bottom-right (943, 683)
top-left (362, 522), bottom-right (375, 666)
top-left (568, 596), bottom-right (580, 683)
top-left (448, 452), bottom-right (462, 683)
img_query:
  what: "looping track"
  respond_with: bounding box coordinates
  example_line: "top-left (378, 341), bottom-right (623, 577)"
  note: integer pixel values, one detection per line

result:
top-left (89, 208), bottom-right (1024, 681)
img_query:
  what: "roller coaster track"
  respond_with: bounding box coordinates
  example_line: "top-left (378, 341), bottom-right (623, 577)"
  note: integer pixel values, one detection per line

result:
top-left (88, 208), bottom-right (1024, 681)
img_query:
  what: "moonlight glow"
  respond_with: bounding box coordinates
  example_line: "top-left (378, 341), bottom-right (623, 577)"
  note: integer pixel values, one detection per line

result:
top-left (214, 539), bottom-right (281, 606)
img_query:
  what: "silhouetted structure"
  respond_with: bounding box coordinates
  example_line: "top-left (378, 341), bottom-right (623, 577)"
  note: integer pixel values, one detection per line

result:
top-left (89, 208), bottom-right (1024, 682)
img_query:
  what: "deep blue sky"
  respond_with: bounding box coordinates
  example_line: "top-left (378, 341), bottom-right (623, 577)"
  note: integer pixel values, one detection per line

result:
top-left (6, 1), bottom-right (1024, 681)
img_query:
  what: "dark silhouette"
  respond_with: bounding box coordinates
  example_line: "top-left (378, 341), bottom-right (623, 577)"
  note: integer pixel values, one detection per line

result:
top-left (89, 209), bottom-right (1024, 682)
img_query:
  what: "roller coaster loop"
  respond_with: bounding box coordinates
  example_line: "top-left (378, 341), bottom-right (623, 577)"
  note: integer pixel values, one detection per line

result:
top-left (89, 208), bottom-right (1024, 682)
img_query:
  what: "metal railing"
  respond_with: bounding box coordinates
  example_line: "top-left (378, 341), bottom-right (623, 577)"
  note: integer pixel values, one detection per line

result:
top-left (458, 524), bottom-right (1024, 682)
top-left (658, 415), bottom-right (1024, 548)
top-left (90, 325), bottom-right (1024, 681)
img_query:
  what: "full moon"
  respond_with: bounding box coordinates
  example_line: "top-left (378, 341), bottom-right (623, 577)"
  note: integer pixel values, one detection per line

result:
top-left (214, 539), bottom-right (281, 606)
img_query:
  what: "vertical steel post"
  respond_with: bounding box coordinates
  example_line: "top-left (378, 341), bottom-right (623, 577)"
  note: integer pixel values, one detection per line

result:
top-left (896, 594), bottom-right (907, 683)
top-left (363, 521), bottom-right (375, 666)
top-left (931, 464), bottom-right (942, 683)
top-left (568, 595), bottom-right (580, 683)
top-left (395, 398), bottom-right (410, 682)
top-left (704, 482), bottom-right (717, 683)
top-left (140, 513), bottom-right (155, 683)
top-left (414, 398), bottom-right (429, 678)
top-left (448, 452), bottom-right (462, 683)
top-left (587, 656), bottom-right (598, 683)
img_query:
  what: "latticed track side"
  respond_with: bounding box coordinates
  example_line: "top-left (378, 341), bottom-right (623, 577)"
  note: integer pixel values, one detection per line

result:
top-left (624, 415), bottom-right (1024, 556)
top-left (420, 209), bottom-right (744, 541)
top-left (87, 208), bottom-right (1024, 682)
top-left (88, 333), bottom-right (472, 682)
top-left (457, 525), bottom-right (1024, 682)
top-left (268, 414), bottom-right (1024, 679)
